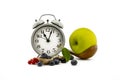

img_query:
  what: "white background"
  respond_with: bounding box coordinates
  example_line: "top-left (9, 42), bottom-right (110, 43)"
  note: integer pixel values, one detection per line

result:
top-left (0, 0), bottom-right (120, 80)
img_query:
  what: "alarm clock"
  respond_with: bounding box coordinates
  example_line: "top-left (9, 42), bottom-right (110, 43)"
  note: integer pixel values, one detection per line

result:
top-left (31, 14), bottom-right (65, 57)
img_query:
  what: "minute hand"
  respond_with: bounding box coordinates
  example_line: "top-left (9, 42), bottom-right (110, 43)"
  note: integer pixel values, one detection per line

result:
top-left (48, 31), bottom-right (52, 40)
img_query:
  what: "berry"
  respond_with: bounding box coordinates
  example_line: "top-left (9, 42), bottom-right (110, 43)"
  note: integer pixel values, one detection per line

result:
top-left (70, 55), bottom-right (74, 60)
top-left (60, 58), bottom-right (66, 63)
top-left (31, 60), bottom-right (36, 64)
top-left (49, 60), bottom-right (55, 66)
top-left (41, 53), bottom-right (48, 58)
top-left (33, 58), bottom-right (39, 63)
top-left (28, 60), bottom-right (32, 64)
top-left (54, 59), bottom-right (60, 65)
top-left (71, 60), bottom-right (77, 65)
top-left (28, 58), bottom-right (39, 65)
top-left (53, 57), bottom-right (59, 61)
top-left (54, 57), bottom-right (59, 60)
top-left (37, 61), bottom-right (43, 67)
top-left (47, 56), bottom-right (52, 59)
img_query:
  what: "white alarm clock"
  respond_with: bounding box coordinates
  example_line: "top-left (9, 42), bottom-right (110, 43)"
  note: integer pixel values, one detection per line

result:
top-left (31, 14), bottom-right (65, 57)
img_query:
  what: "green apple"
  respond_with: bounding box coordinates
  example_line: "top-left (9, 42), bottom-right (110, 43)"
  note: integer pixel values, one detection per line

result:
top-left (69, 28), bottom-right (97, 59)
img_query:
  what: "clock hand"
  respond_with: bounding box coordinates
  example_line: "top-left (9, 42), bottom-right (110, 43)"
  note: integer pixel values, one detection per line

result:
top-left (48, 31), bottom-right (52, 41)
top-left (43, 31), bottom-right (48, 41)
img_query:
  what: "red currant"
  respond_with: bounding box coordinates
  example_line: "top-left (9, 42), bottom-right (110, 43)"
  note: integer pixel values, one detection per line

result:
top-left (28, 57), bottom-right (39, 65)
top-left (33, 58), bottom-right (39, 63)
top-left (31, 60), bottom-right (36, 64)
top-left (28, 60), bottom-right (32, 64)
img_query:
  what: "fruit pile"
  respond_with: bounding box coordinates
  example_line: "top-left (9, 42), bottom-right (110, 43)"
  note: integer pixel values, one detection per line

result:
top-left (28, 53), bottom-right (78, 67)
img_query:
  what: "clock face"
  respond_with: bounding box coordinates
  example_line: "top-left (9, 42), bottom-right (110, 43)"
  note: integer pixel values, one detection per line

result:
top-left (31, 25), bottom-right (65, 57)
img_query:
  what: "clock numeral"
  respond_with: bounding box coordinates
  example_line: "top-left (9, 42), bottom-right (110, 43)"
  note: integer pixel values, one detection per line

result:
top-left (37, 45), bottom-right (40, 48)
top-left (39, 35), bottom-right (42, 38)
top-left (36, 34), bottom-right (40, 38)
top-left (57, 44), bottom-right (62, 48)
top-left (35, 39), bottom-right (39, 43)
top-left (47, 50), bottom-right (50, 54)
top-left (41, 30), bottom-right (44, 34)
top-left (46, 28), bottom-right (50, 32)
top-left (52, 29), bottom-right (55, 33)
top-left (36, 34), bottom-right (42, 38)
top-left (56, 33), bottom-right (59, 37)
top-left (59, 39), bottom-right (61, 42)
top-left (41, 48), bottom-right (44, 53)
top-left (53, 48), bottom-right (57, 53)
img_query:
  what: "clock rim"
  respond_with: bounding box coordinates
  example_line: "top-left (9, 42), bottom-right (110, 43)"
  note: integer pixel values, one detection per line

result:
top-left (31, 23), bottom-right (65, 57)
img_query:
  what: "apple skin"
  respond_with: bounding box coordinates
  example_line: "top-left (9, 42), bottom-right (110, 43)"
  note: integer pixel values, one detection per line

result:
top-left (70, 45), bottom-right (97, 59)
top-left (69, 28), bottom-right (97, 54)
top-left (69, 28), bottom-right (97, 59)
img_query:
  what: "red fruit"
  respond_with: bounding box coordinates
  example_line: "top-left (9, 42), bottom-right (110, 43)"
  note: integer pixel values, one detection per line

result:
top-left (28, 60), bottom-right (32, 64)
top-left (31, 60), bottom-right (35, 64)
top-left (33, 58), bottom-right (39, 63)
top-left (28, 58), bottom-right (39, 65)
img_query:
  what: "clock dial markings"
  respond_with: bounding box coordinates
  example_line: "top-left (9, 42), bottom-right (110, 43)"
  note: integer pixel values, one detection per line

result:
top-left (46, 28), bottom-right (50, 32)
top-left (36, 34), bottom-right (42, 38)
top-left (58, 39), bottom-right (62, 42)
top-left (41, 48), bottom-right (44, 53)
top-left (47, 50), bottom-right (50, 54)
top-left (56, 33), bottom-right (59, 37)
top-left (57, 43), bottom-right (62, 48)
top-left (52, 48), bottom-right (57, 53)
top-left (37, 45), bottom-right (40, 48)
top-left (41, 30), bottom-right (44, 34)
top-left (36, 34), bottom-right (40, 38)
top-left (35, 39), bottom-right (39, 43)
top-left (52, 29), bottom-right (55, 33)
top-left (33, 26), bottom-right (64, 56)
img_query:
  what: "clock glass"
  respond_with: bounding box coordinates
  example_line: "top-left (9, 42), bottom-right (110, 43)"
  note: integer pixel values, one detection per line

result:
top-left (32, 25), bottom-right (65, 57)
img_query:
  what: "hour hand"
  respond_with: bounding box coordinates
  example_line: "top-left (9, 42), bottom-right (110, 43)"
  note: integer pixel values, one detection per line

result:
top-left (43, 31), bottom-right (48, 41)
